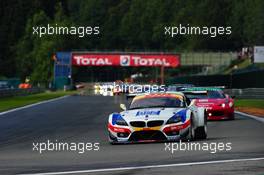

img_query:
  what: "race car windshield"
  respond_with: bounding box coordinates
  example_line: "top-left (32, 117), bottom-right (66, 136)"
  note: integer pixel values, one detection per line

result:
top-left (130, 97), bottom-right (185, 109)
top-left (186, 90), bottom-right (225, 100)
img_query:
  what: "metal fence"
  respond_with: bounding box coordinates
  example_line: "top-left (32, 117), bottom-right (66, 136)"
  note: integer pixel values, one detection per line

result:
top-left (0, 88), bottom-right (44, 98)
top-left (167, 69), bottom-right (264, 89)
top-left (181, 52), bottom-right (237, 66)
top-left (224, 88), bottom-right (264, 99)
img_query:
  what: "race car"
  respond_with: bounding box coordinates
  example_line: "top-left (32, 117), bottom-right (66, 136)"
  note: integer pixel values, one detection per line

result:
top-left (167, 84), bottom-right (194, 92)
top-left (107, 92), bottom-right (207, 144)
top-left (183, 87), bottom-right (234, 120)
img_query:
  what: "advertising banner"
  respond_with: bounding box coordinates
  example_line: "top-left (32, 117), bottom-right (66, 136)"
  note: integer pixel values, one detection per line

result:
top-left (72, 53), bottom-right (180, 67)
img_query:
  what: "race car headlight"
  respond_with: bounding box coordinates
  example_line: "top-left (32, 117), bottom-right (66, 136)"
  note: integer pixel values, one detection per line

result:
top-left (229, 102), bottom-right (233, 107)
top-left (166, 114), bottom-right (182, 124)
top-left (166, 110), bottom-right (187, 124)
top-left (112, 114), bottom-right (128, 126)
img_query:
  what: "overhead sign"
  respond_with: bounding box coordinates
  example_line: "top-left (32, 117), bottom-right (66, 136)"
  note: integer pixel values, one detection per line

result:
top-left (254, 46), bottom-right (264, 63)
top-left (71, 53), bottom-right (180, 67)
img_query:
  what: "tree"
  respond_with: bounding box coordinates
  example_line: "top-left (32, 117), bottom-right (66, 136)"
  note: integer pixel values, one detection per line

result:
top-left (16, 3), bottom-right (73, 86)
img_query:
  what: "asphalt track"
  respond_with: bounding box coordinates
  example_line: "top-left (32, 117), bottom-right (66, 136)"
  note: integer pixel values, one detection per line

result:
top-left (0, 95), bottom-right (264, 175)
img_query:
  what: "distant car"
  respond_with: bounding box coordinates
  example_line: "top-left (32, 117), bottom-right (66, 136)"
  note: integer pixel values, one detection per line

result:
top-left (94, 83), bottom-right (101, 90)
top-left (167, 84), bottom-right (194, 92)
top-left (107, 92), bottom-right (207, 144)
top-left (113, 85), bottom-right (122, 95)
top-left (19, 83), bottom-right (32, 89)
top-left (75, 84), bottom-right (85, 89)
top-left (98, 82), bottom-right (114, 95)
top-left (183, 89), bottom-right (234, 120)
top-left (97, 82), bottom-right (114, 96)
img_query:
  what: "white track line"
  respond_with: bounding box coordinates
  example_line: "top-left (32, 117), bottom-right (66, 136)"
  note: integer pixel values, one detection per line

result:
top-left (235, 111), bottom-right (264, 123)
top-left (20, 157), bottom-right (264, 175)
top-left (0, 95), bottom-right (69, 116)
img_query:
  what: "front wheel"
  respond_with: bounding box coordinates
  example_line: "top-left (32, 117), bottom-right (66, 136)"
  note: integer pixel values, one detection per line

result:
top-left (195, 115), bottom-right (207, 140)
top-left (187, 114), bottom-right (195, 141)
top-left (195, 126), bottom-right (207, 139)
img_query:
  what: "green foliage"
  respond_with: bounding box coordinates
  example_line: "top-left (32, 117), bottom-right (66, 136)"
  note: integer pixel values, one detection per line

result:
top-left (15, 3), bottom-right (73, 85)
top-left (1, 0), bottom-right (264, 84)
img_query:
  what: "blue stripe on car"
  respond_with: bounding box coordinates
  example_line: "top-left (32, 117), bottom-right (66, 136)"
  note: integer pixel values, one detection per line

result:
top-left (177, 109), bottom-right (187, 122)
top-left (112, 113), bottom-right (122, 125)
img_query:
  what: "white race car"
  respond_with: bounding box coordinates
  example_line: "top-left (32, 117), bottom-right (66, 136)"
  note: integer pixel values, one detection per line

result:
top-left (108, 92), bottom-right (207, 144)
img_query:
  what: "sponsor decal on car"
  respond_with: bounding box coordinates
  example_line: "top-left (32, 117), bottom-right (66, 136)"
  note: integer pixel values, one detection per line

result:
top-left (136, 110), bottom-right (161, 116)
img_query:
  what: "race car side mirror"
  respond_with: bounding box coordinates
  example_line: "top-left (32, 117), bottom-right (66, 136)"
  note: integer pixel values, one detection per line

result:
top-left (120, 103), bottom-right (127, 111)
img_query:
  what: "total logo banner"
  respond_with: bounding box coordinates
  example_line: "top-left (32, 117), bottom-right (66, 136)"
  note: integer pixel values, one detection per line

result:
top-left (72, 53), bottom-right (180, 67)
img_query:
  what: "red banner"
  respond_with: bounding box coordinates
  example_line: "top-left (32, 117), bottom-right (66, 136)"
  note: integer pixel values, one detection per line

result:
top-left (72, 53), bottom-right (180, 67)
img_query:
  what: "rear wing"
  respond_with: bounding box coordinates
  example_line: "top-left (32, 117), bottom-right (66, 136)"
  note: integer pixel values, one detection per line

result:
top-left (182, 91), bottom-right (208, 105)
top-left (182, 86), bottom-right (225, 92)
top-left (183, 91), bottom-right (207, 94)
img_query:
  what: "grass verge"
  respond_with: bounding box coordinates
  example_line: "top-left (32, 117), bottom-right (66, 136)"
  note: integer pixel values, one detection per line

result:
top-left (235, 99), bottom-right (264, 117)
top-left (235, 99), bottom-right (264, 109)
top-left (0, 91), bottom-right (77, 112)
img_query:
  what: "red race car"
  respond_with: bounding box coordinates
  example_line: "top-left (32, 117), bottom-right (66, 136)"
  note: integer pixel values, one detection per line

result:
top-left (184, 89), bottom-right (234, 120)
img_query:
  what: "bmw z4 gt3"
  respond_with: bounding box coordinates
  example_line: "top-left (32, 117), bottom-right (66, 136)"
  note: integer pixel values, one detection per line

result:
top-left (108, 92), bottom-right (207, 144)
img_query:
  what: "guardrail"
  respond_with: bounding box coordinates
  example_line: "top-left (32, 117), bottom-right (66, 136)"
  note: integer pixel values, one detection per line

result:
top-left (168, 69), bottom-right (264, 89)
top-left (224, 88), bottom-right (264, 99)
top-left (181, 52), bottom-right (236, 66)
top-left (0, 88), bottom-right (45, 98)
